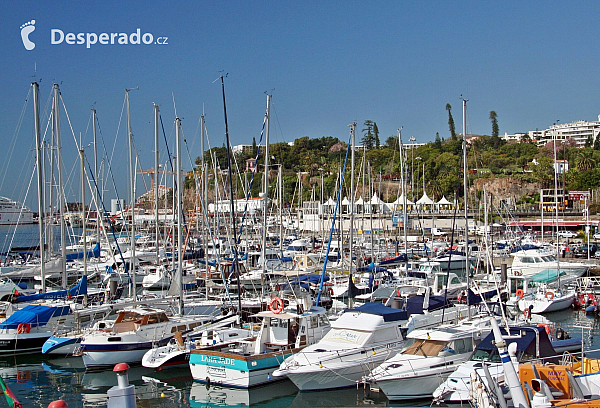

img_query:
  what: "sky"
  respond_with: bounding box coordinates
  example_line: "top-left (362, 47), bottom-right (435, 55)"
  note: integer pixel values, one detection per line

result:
top-left (1, 1), bottom-right (599, 208)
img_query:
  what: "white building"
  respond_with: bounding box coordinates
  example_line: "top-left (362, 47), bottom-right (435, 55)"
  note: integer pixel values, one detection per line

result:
top-left (532, 118), bottom-right (600, 148)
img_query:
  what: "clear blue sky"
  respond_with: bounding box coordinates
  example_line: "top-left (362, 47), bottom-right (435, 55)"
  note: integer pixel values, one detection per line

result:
top-left (1, 1), bottom-right (599, 208)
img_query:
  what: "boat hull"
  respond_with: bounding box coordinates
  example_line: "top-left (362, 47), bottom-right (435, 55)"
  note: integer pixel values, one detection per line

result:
top-left (42, 335), bottom-right (81, 355)
top-left (189, 350), bottom-right (293, 388)
top-left (375, 371), bottom-right (451, 400)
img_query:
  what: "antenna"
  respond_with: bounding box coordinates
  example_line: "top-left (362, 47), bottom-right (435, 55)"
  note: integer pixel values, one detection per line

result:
top-left (172, 92), bottom-right (178, 118)
top-left (213, 71), bottom-right (228, 83)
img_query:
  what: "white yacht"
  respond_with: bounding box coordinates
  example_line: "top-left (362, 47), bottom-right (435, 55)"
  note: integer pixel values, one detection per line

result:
top-left (272, 302), bottom-right (408, 390)
top-left (511, 248), bottom-right (588, 278)
top-left (79, 306), bottom-right (213, 368)
top-left (0, 196), bottom-right (33, 225)
top-left (364, 316), bottom-right (494, 400)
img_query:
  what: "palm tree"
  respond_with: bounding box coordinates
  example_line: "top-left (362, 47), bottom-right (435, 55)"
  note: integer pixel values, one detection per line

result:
top-left (577, 149), bottom-right (595, 171)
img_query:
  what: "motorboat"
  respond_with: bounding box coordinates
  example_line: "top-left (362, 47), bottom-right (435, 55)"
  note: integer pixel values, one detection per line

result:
top-left (189, 295), bottom-right (330, 388)
top-left (364, 316), bottom-right (494, 400)
top-left (79, 305), bottom-right (214, 368)
top-left (432, 325), bottom-right (581, 403)
top-left (272, 302), bottom-right (408, 391)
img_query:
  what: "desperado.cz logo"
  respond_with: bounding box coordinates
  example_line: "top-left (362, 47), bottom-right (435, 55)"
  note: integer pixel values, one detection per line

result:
top-left (51, 28), bottom-right (168, 48)
top-left (20, 20), bottom-right (168, 51)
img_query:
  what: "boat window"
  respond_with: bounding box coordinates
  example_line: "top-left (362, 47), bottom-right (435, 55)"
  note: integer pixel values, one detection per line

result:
top-left (402, 339), bottom-right (448, 357)
top-left (116, 311), bottom-right (142, 323)
top-left (521, 257), bottom-right (535, 264)
top-left (533, 257), bottom-right (543, 263)
top-left (542, 256), bottom-right (555, 262)
top-left (452, 338), bottom-right (472, 354)
top-left (472, 348), bottom-right (495, 361)
top-left (309, 316), bottom-right (318, 329)
top-left (451, 277), bottom-right (461, 285)
top-left (319, 315), bottom-right (329, 327)
top-left (270, 318), bottom-right (288, 328)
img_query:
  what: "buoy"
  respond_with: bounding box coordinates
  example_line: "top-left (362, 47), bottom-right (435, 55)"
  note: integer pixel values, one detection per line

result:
top-left (545, 291), bottom-right (555, 300)
top-left (268, 297), bottom-right (284, 314)
top-left (48, 401), bottom-right (68, 408)
top-left (516, 289), bottom-right (524, 299)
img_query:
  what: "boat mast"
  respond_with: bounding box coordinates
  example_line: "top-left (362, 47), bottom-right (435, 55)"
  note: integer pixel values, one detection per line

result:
top-left (80, 146), bottom-right (87, 298)
top-left (201, 113), bottom-right (208, 276)
top-left (154, 104), bottom-right (160, 266)
top-left (261, 94), bottom-right (271, 278)
top-left (126, 89), bottom-right (136, 298)
top-left (553, 124), bottom-right (560, 288)
top-left (53, 84), bottom-right (68, 289)
top-left (398, 128), bottom-right (408, 266)
top-left (176, 117), bottom-right (184, 316)
top-left (462, 97), bottom-right (470, 319)
top-left (92, 109), bottom-right (100, 248)
top-left (219, 75), bottom-right (242, 316)
top-left (349, 122), bottom-right (356, 302)
top-left (33, 82), bottom-right (46, 293)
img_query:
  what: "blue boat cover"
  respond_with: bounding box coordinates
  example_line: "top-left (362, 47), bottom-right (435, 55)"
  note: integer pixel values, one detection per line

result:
top-left (345, 302), bottom-right (407, 322)
top-left (467, 288), bottom-right (497, 305)
top-left (511, 244), bottom-right (540, 253)
top-left (66, 243), bottom-right (101, 261)
top-left (0, 304), bottom-right (71, 329)
top-left (15, 275), bottom-right (87, 303)
top-left (476, 326), bottom-right (556, 358)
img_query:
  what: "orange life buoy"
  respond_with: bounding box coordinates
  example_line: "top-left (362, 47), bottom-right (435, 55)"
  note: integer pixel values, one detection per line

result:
top-left (268, 297), bottom-right (284, 314)
top-left (17, 323), bottom-right (30, 334)
top-left (516, 289), bottom-right (524, 299)
top-left (545, 291), bottom-right (555, 300)
top-left (537, 323), bottom-right (551, 335)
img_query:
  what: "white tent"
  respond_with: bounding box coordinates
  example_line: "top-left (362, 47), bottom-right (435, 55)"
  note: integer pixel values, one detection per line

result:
top-left (389, 194), bottom-right (414, 210)
top-left (341, 196), bottom-right (351, 213)
top-left (369, 194), bottom-right (391, 214)
top-left (436, 196), bottom-right (454, 211)
top-left (322, 197), bottom-right (336, 214)
top-left (416, 192), bottom-right (435, 208)
top-left (355, 196), bottom-right (365, 213)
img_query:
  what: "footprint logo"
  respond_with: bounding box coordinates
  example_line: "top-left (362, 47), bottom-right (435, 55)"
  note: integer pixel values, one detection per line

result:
top-left (20, 20), bottom-right (36, 50)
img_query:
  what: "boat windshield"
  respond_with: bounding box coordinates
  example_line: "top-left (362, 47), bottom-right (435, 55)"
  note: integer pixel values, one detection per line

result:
top-left (471, 348), bottom-right (527, 362)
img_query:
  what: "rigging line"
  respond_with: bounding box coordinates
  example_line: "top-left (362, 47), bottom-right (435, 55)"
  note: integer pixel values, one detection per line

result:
top-left (316, 130), bottom-right (352, 306)
top-left (0, 86), bottom-right (32, 193)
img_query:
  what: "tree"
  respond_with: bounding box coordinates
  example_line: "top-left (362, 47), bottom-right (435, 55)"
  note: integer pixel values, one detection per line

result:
top-left (577, 149), bottom-right (595, 171)
top-left (434, 132), bottom-right (442, 149)
top-left (385, 135), bottom-right (398, 150)
top-left (373, 122), bottom-right (380, 148)
top-left (489, 111), bottom-right (499, 138)
top-left (362, 120), bottom-right (375, 149)
top-left (446, 103), bottom-right (457, 141)
top-left (595, 134), bottom-right (600, 151)
top-left (252, 137), bottom-right (257, 156)
top-left (586, 134), bottom-right (593, 148)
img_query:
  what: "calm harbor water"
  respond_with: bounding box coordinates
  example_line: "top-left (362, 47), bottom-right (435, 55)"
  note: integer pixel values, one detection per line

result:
top-left (3, 225), bottom-right (600, 407)
top-left (1, 306), bottom-right (599, 407)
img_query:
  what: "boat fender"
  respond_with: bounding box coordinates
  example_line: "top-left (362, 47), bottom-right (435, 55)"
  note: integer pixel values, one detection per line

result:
top-left (17, 323), bottom-right (30, 334)
top-left (516, 289), bottom-right (524, 299)
top-left (545, 292), bottom-right (554, 300)
top-left (268, 297), bottom-right (284, 314)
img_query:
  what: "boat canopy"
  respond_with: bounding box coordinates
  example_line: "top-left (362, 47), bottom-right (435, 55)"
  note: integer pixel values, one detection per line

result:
top-left (530, 269), bottom-right (566, 283)
top-left (345, 302), bottom-right (407, 322)
top-left (475, 326), bottom-right (556, 358)
top-left (15, 275), bottom-right (87, 303)
top-left (66, 243), bottom-right (101, 261)
top-left (0, 304), bottom-right (71, 329)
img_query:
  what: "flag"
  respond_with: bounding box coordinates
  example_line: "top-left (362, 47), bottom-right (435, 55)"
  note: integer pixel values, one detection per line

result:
top-left (0, 376), bottom-right (22, 408)
top-left (11, 287), bottom-right (18, 297)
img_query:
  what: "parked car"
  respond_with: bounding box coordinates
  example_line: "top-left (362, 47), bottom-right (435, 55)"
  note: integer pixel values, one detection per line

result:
top-left (573, 243), bottom-right (599, 258)
top-left (557, 230), bottom-right (578, 239)
top-left (594, 232), bottom-right (600, 240)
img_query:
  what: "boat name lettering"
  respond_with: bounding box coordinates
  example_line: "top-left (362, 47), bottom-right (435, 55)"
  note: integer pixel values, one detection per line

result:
top-left (330, 330), bottom-right (360, 343)
top-left (201, 355), bottom-right (235, 365)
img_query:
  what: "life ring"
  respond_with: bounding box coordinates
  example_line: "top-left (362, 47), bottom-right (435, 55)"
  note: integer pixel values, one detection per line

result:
top-left (268, 297), bottom-right (284, 314)
top-left (17, 323), bottom-right (30, 334)
top-left (328, 287), bottom-right (334, 296)
top-left (516, 289), bottom-right (524, 299)
top-left (545, 292), bottom-right (555, 300)
top-left (537, 323), bottom-right (551, 335)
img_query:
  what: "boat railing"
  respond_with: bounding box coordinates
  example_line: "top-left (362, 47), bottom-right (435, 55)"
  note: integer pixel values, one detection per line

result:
top-left (575, 276), bottom-right (600, 290)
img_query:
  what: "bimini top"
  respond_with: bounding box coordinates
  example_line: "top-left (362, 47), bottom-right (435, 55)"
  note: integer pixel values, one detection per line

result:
top-left (0, 304), bottom-right (71, 329)
top-left (475, 326), bottom-right (555, 359)
top-left (345, 302), bottom-right (407, 322)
